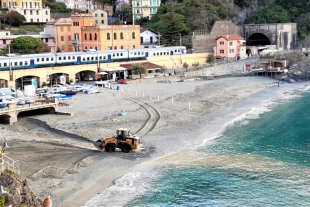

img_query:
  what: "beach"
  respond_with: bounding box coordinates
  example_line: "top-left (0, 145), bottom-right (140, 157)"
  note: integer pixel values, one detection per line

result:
top-left (2, 75), bottom-right (303, 206)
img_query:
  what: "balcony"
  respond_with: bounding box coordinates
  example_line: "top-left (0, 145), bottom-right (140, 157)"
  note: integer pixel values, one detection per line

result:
top-left (71, 40), bottom-right (81, 45)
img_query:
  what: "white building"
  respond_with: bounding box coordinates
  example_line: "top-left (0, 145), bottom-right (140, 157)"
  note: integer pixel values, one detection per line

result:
top-left (140, 28), bottom-right (158, 47)
top-left (1, 0), bottom-right (51, 23)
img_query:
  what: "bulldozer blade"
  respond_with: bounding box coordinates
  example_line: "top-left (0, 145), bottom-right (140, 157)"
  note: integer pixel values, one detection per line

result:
top-left (93, 140), bottom-right (104, 151)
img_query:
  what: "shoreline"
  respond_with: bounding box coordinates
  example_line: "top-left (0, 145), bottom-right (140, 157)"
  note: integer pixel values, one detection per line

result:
top-left (3, 76), bottom-right (308, 206)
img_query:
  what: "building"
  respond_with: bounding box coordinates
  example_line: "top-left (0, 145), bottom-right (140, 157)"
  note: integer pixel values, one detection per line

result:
top-left (54, 18), bottom-right (73, 52)
top-left (92, 10), bottom-right (108, 26)
top-left (132, 0), bottom-right (161, 23)
top-left (1, 0), bottom-right (51, 23)
top-left (81, 25), bottom-right (141, 51)
top-left (0, 34), bottom-right (56, 53)
top-left (140, 28), bottom-right (158, 47)
top-left (214, 35), bottom-right (246, 60)
top-left (71, 13), bottom-right (95, 52)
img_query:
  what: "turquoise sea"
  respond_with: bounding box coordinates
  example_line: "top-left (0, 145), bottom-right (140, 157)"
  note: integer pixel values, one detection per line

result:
top-left (83, 84), bottom-right (310, 207)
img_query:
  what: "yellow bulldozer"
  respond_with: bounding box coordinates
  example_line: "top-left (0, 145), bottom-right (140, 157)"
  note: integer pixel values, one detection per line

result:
top-left (93, 128), bottom-right (142, 153)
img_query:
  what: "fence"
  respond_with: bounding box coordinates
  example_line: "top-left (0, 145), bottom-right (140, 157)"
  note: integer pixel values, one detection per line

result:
top-left (0, 152), bottom-right (19, 173)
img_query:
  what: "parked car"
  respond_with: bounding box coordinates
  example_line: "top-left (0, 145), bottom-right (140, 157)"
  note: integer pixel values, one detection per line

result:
top-left (83, 76), bottom-right (89, 81)
top-left (75, 77), bottom-right (79, 83)
top-left (88, 76), bottom-right (94, 81)
top-left (118, 79), bottom-right (127, 84)
top-left (83, 75), bottom-right (94, 81)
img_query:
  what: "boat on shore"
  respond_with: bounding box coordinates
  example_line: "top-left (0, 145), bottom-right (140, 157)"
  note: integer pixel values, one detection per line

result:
top-left (120, 110), bottom-right (129, 116)
top-left (59, 90), bottom-right (79, 95)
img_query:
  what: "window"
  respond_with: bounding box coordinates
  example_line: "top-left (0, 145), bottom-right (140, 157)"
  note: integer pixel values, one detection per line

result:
top-left (114, 46), bottom-right (117, 50)
top-left (59, 57), bottom-right (62, 60)
top-left (68, 56), bottom-right (71, 60)
top-left (46, 58), bottom-right (49, 61)
top-left (68, 27), bottom-right (71, 32)
top-left (84, 33), bottom-right (87, 40)
top-left (61, 36), bottom-right (64, 41)
top-left (133, 45), bottom-right (135, 49)
top-left (61, 45), bottom-right (65, 50)
top-left (68, 36), bottom-right (71, 41)
top-left (45, 38), bottom-right (48, 43)
top-left (14, 62), bottom-right (17, 66)
top-left (30, 18), bottom-right (33, 22)
top-left (89, 33), bottom-right (92, 40)
top-left (20, 62), bottom-right (23, 66)
top-left (24, 11), bottom-right (26, 15)
top-left (121, 46), bottom-right (123, 49)
top-left (91, 57), bottom-right (94, 60)
top-left (4, 63), bottom-right (7, 67)
top-left (229, 42), bottom-right (233, 46)
top-left (95, 20), bottom-right (98, 24)
top-left (51, 57), bottom-right (54, 61)
top-left (107, 33), bottom-right (110, 40)
top-left (229, 49), bottom-right (234, 53)
top-left (94, 33), bottom-right (97, 40)
top-left (73, 22), bottom-right (79, 26)
top-left (36, 10), bottom-right (39, 15)
top-left (101, 20), bottom-right (104, 24)
top-left (72, 56), bottom-right (75, 59)
top-left (101, 13), bottom-right (103, 17)
top-left (3, 40), bottom-right (6, 44)
top-left (37, 58), bottom-right (40, 62)
top-left (46, 11), bottom-right (48, 15)
top-left (41, 58), bottom-right (44, 61)
top-left (132, 32), bottom-right (135, 39)
top-left (37, 19), bottom-right (39, 22)
top-left (120, 32), bottom-right (123, 39)
top-left (87, 57), bottom-right (90, 61)
top-left (90, 46), bottom-right (92, 49)
top-left (85, 46), bottom-right (88, 49)
top-left (220, 41), bottom-right (224, 45)
top-left (25, 61), bottom-right (28, 65)
top-left (220, 49), bottom-right (224, 54)
top-left (95, 13), bottom-right (98, 17)
top-left (30, 10), bottom-right (33, 15)
top-left (114, 33), bottom-right (117, 40)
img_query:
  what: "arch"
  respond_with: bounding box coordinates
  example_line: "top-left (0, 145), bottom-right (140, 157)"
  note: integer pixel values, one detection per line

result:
top-left (246, 33), bottom-right (271, 46)
top-left (84, 33), bottom-right (87, 40)
top-left (114, 46), bottom-right (117, 50)
top-left (107, 33), bottom-right (110, 40)
top-left (120, 32), bottom-right (124, 39)
top-left (0, 79), bottom-right (8, 88)
top-left (75, 70), bottom-right (96, 82)
top-left (132, 32), bottom-right (135, 39)
top-left (94, 33), bottom-right (97, 40)
top-left (90, 33), bottom-right (92, 40)
top-left (15, 75), bottom-right (41, 89)
top-left (0, 115), bottom-right (11, 125)
top-left (121, 46), bottom-right (124, 49)
top-left (114, 32), bottom-right (117, 40)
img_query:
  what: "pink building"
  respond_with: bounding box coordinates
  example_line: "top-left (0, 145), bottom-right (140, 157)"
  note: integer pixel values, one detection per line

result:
top-left (215, 35), bottom-right (247, 60)
top-left (0, 34), bottom-right (56, 53)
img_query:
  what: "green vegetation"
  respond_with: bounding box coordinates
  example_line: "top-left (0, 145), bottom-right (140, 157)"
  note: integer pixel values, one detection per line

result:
top-left (183, 62), bottom-right (189, 71)
top-left (0, 195), bottom-right (5, 207)
top-left (43, 0), bottom-right (67, 10)
top-left (10, 36), bottom-right (50, 54)
top-left (206, 53), bottom-right (215, 65)
top-left (160, 65), bottom-right (168, 74)
top-left (192, 61), bottom-right (200, 70)
top-left (132, 63), bottom-right (147, 79)
top-left (0, 11), bottom-right (26, 27)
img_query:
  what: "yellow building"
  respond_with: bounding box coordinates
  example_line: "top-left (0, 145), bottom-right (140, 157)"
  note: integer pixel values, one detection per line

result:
top-left (82, 25), bottom-right (141, 51)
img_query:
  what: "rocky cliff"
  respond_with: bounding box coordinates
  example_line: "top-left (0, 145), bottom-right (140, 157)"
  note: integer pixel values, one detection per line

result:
top-left (0, 170), bottom-right (43, 207)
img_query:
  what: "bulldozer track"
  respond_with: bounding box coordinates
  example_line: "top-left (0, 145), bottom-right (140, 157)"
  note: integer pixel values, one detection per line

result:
top-left (125, 98), bottom-right (160, 138)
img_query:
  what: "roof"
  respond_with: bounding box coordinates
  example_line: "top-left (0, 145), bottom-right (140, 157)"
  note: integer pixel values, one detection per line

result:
top-left (216, 35), bottom-right (244, 41)
top-left (120, 62), bottom-right (161, 70)
top-left (140, 28), bottom-right (158, 34)
top-left (55, 18), bottom-right (71, 25)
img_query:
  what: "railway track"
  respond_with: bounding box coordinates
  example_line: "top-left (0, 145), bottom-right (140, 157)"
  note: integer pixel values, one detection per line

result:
top-left (125, 98), bottom-right (161, 138)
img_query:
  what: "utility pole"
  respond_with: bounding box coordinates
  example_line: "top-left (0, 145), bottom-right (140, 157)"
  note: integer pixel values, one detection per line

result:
top-left (180, 33), bottom-right (182, 46)
top-left (9, 45), bottom-right (13, 81)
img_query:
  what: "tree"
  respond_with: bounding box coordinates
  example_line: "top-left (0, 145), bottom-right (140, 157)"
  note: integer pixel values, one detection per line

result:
top-left (132, 63), bottom-right (147, 79)
top-left (183, 62), bottom-right (189, 72)
top-left (57, 47), bottom-right (62, 53)
top-left (114, 3), bottom-right (132, 25)
top-left (5, 11), bottom-right (26, 27)
top-left (10, 36), bottom-right (50, 54)
top-left (0, 50), bottom-right (5, 56)
top-left (192, 61), bottom-right (200, 70)
top-left (206, 53), bottom-right (215, 65)
top-left (161, 64), bottom-right (168, 74)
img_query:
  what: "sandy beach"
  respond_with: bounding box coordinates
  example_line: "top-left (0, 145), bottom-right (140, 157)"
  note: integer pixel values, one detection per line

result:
top-left (2, 74), bottom-right (305, 206)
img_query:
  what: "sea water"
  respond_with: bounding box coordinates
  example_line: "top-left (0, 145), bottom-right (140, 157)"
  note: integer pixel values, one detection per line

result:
top-left (83, 85), bottom-right (310, 207)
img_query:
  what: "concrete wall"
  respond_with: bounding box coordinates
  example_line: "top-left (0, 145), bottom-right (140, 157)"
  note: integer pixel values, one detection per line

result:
top-left (1, 53), bottom-right (209, 88)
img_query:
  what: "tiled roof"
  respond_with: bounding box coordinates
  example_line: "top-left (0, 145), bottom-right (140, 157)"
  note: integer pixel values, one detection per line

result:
top-left (140, 28), bottom-right (158, 34)
top-left (55, 18), bottom-right (71, 25)
top-left (120, 62), bottom-right (161, 69)
top-left (216, 35), bottom-right (244, 41)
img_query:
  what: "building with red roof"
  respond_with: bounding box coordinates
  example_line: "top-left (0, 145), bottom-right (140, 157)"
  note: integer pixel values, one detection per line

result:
top-left (214, 35), bottom-right (247, 60)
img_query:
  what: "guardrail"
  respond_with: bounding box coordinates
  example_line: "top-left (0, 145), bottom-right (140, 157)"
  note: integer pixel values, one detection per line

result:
top-left (0, 152), bottom-right (19, 174)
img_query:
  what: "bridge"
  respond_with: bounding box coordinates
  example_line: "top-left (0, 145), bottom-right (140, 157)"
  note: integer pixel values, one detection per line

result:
top-left (0, 98), bottom-right (59, 124)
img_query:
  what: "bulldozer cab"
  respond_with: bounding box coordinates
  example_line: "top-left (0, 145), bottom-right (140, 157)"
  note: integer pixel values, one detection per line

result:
top-left (116, 128), bottom-right (130, 140)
